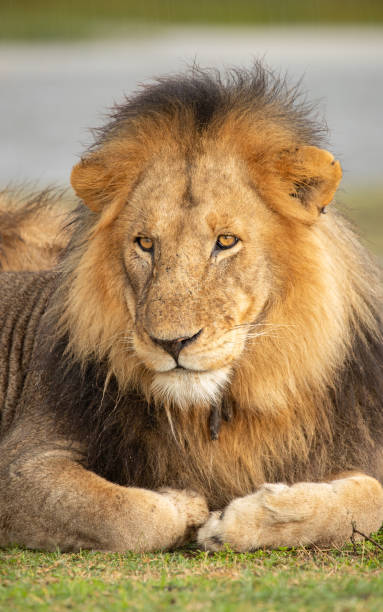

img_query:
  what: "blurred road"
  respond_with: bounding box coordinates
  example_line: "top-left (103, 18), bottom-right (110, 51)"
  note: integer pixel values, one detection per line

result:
top-left (1, 26), bottom-right (383, 189)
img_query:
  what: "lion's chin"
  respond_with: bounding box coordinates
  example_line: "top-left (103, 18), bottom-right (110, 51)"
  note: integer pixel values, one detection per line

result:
top-left (150, 367), bottom-right (231, 409)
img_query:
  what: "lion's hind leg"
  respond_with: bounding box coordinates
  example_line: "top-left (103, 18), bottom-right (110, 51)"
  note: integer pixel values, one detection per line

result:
top-left (198, 473), bottom-right (383, 552)
top-left (0, 190), bottom-right (72, 272)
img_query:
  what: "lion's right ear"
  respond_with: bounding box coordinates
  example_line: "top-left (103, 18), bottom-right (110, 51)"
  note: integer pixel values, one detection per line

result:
top-left (274, 146), bottom-right (343, 223)
top-left (71, 158), bottom-right (113, 212)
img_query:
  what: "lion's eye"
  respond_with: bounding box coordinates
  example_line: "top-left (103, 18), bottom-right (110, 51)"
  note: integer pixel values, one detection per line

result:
top-left (135, 237), bottom-right (154, 252)
top-left (216, 235), bottom-right (239, 250)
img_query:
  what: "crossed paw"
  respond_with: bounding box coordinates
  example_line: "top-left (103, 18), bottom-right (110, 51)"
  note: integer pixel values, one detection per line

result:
top-left (197, 477), bottom-right (383, 551)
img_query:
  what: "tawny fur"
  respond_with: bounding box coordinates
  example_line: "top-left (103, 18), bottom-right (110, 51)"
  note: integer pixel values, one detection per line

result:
top-left (0, 65), bottom-right (382, 552)
top-left (0, 190), bottom-right (71, 271)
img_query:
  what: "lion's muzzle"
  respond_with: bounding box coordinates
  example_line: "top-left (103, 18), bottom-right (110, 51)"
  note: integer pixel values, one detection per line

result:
top-left (149, 329), bottom-right (203, 362)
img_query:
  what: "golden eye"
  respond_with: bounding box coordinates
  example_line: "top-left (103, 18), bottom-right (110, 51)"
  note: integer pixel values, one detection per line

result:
top-left (136, 237), bottom-right (153, 252)
top-left (216, 234), bottom-right (239, 250)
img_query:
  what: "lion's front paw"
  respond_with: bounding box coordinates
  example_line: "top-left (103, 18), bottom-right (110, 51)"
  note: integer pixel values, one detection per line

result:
top-left (198, 485), bottom-right (300, 552)
top-left (159, 488), bottom-right (209, 528)
top-left (198, 483), bottom-right (317, 552)
top-left (197, 511), bottom-right (226, 551)
top-left (198, 477), bottom-right (383, 552)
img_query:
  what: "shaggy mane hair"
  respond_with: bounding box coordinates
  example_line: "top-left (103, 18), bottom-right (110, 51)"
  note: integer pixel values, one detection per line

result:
top-left (94, 64), bottom-right (324, 146)
top-left (38, 65), bottom-right (383, 509)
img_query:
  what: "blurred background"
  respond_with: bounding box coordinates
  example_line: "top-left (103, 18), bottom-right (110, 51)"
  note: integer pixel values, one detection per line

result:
top-left (1, 1), bottom-right (382, 253)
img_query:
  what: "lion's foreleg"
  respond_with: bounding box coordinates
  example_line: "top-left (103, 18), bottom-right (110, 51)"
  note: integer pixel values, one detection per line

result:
top-left (0, 451), bottom-right (208, 552)
top-left (198, 473), bottom-right (383, 551)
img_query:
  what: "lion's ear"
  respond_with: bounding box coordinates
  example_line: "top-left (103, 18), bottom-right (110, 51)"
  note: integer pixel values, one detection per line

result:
top-left (276, 146), bottom-right (342, 223)
top-left (71, 158), bottom-right (113, 212)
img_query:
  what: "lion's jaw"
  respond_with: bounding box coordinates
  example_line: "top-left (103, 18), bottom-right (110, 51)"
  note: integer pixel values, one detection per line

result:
top-left (150, 367), bottom-right (232, 409)
top-left (131, 325), bottom-right (245, 407)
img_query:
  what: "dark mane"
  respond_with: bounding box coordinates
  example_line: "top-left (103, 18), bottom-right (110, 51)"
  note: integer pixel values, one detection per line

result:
top-left (92, 64), bottom-right (326, 149)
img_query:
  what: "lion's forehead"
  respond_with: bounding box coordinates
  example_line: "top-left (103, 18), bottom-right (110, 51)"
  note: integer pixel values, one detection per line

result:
top-left (128, 150), bottom-right (261, 237)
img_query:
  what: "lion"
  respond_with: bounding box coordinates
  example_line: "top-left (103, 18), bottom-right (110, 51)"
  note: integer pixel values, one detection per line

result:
top-left (0, 65), bottom-right (383, 553)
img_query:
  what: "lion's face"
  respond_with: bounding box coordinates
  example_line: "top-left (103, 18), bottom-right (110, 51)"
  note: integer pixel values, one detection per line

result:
top-left (114, 150), bottom-right (273, 407)
top-left (70, 104), bottom-right (341, 410)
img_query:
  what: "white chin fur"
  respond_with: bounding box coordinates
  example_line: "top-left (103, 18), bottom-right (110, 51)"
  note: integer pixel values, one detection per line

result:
top-left (151, 368), bottom-right (231, 409)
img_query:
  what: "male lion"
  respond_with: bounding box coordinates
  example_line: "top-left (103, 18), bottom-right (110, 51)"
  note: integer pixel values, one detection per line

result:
top-left (1, 65), bottom-right (383, 552)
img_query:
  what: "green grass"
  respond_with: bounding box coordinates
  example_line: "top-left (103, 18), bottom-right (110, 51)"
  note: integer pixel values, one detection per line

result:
top-left (1, 532), bottom-right (383, 611)
top-left (1, 0), bottom-right (383, 41)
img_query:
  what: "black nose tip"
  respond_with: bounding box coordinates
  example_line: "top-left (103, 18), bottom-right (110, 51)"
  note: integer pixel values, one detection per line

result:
top-left (150, 329), bottom-right (202, 361)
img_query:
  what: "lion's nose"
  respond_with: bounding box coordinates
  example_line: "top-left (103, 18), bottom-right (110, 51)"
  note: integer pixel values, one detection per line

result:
top-left (150, 329), bottom-right (203, 362)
